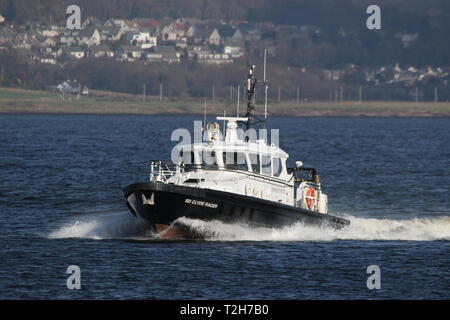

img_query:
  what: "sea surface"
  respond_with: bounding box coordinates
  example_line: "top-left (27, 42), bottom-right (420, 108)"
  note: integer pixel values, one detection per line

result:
top-left (0, 114), bottom-right (449, 299)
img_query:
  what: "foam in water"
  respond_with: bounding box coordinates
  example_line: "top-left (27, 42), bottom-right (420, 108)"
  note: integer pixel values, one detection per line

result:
top-left (48, 211), bottom-right (152, 240)
top-left (175, 215), bottom-right (450, 242)
top-left (48, 212), bottom-right (450, 242)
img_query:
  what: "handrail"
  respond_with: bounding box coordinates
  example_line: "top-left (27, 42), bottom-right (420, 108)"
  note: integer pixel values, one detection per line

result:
top-left (149, 160), bottom-right (179, 182)
top-left (148, 160), bottom-right (292, 186)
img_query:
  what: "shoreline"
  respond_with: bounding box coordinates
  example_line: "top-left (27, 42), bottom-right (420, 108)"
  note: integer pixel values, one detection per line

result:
top-left (1, 87), bottom-right (449, 117)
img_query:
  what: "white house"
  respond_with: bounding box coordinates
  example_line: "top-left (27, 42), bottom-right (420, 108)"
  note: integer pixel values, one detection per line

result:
top-left (193, 26), bottom-right (221, 46)
top-left (77, 27), bottom-right (101, 47)
top-left (209, 29), bottom-right (221, 46)
top-left (127, 31), bottom-right (157, 49)
top-left (161, 22), bottom-right (187, 41)
top-left (223, 40), bottom-right (245, 58)
top-left (197, 53), bottom-right (232, 65)
top-left (38, 53), bottom-right (57, 64)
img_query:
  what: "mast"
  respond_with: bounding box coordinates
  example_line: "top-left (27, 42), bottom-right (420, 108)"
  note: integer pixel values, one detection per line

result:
top-left (245, 65), bottom-right (257, 130)
top-left (244, 50), bottom-right (268, 130)
top-left (263, 49), bottom-right (268, 127)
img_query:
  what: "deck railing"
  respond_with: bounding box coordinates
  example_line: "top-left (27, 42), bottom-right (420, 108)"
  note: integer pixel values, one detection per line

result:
top-left (149, 161), bottom-right (180, 182)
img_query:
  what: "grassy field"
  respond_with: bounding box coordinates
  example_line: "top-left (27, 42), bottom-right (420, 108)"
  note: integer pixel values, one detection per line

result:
top-left (1, 87), bottom-right (449, 117)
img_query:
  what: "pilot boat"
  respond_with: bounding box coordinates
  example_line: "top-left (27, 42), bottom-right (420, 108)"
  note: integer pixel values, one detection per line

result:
top-left (123, 62), bottom-right (350, 238)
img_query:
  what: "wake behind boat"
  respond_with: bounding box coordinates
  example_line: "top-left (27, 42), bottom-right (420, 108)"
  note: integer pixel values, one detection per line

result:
top-left (123, 60), bottom-right (350, 239)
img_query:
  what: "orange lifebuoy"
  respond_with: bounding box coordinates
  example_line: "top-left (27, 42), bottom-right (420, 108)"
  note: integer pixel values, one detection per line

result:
top-left (305, 187), bottom-right (316, 209)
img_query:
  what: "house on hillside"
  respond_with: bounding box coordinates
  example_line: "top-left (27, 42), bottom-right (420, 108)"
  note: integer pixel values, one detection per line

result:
top-left (127, 31), bottom-right (157, 49)
top-left (186, 45), bottom-right (211, 59)
top-left (215, 24), bottom-right (235, 41)
top-left (60, 30), bottom-right (79, 46)
top-left (196, 52), bottom-right (232, 65)
top-left (35, 52), bottom-right (57, 64)
top-left (223, 40), bottom-right (245, 58)
top-left (82, 17), bottom-right (103, 29)
top-left (99, 26), bottom-right (122, 41)
top-left (134, 18), bottom-right (160, 32)
top-left (40, 25), bottom-right (61, 38)
top-left (50, 80), bottom-right (80, 94)
top-left (42, 37), bottom-right (57, 47)
top-left (0, 25), bottom-right (15, 45)
top-left (231, 28), bottom-right (244, 42)
top-left (89, 45), bottom-right (114, 58)
top-left (58, 46), bottom-right (85, 60)
top-left (161, 22), bottom-right (188, 41)
top-left (117, 45), bottom-right (143, 62)
top-left (77, 27), bottom-right (101, 46)
top-left (193, 25), bottom-right (221, 46)
top-left (232, 24), bottom-right (262, 41)
top-left (104, 19), bottom-right (133, 34)
top-left (146, 46), bottom-right (180, 64)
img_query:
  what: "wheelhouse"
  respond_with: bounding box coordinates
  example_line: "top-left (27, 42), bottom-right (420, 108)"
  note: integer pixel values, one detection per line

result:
top-left (177, 142), bottom-right (289, 180)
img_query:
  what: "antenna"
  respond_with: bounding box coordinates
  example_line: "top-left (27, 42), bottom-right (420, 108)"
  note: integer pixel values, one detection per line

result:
top-left (222, 110), bottom-right (226, 131)
top-left (203, 99), bottom-right (207, 131)
top-left (264, 49), bottom-right (268, 123)
top-left (263, 50), bottom-right (267, 82)
top-left (237, 85), bottom-right (240, 117)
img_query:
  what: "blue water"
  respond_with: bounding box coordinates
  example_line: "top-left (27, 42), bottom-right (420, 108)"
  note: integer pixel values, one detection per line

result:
top-left (0, 114), bottom-right (449, 299)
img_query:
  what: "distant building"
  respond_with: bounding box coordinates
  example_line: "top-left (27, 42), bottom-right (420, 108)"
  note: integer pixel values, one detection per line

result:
top-left (208, 29), bottom-right (221, 46)
top-left (100, 26), bottom-right (122, 41)
top-left (81, 86), bottom-right (89, 96)
top-left (77, 27), bottom-right (101, 46)
top-left (146, 46), bottom-right (180, 64)
top-left (134, 18), bottom-right (160, 31)
top-left (60, 30), bottom-right (78, 46)
top-left (59, 47), bottom-right (85, 59)
top-left (0, 14), bottom-right (5, 24)
top-left (50, 80), bottom-right (81, 94)
top-left (231, 28), bottom-right (244, 42)
top-left (215, 24), bottom-right (235, 40)
top-left (118, 45), bottom-right (143, 61)
top-left (82, 17), bottom-right (103, 29)
top-left (42, 37), bottom-right (57, 47)
top-left (40, 25), bottom-right (61, 38)
top-left (223, 40), bottom-right (245, 58)
top-left (104, 19), bottom-right (133, 34)
top-left (89, 45), bottom-right (114, 58)
top-left (161, 21), bottom-right (188, 41)
top-left (196, 52), bottom-right (232, 65)
top-left (186, 45), bottom-right (211, 59)
top-left (127, 31), bottom-right (157, 49)
top-left (193, 25), bottom-right (221, 46)
top-left (36, 53), bottom-right (57, 64)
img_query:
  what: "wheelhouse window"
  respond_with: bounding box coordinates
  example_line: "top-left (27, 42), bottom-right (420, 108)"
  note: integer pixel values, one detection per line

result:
top-left (202, 150), bottom-right (218, 168)
top-left (261, 155), bottom-right (272, 176)
top-left (223, 152), bottom-right (247, 171)
top-left (273, 158), bottom-right (283, 177)
top-left (249, 153), bottom-right (260, 173)
top-left (180, 150), bottom-right (195, 165)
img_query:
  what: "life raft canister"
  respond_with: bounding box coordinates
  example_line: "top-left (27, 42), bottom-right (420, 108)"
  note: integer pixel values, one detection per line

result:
top-left (305, 187), bottom-right (316, 209)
